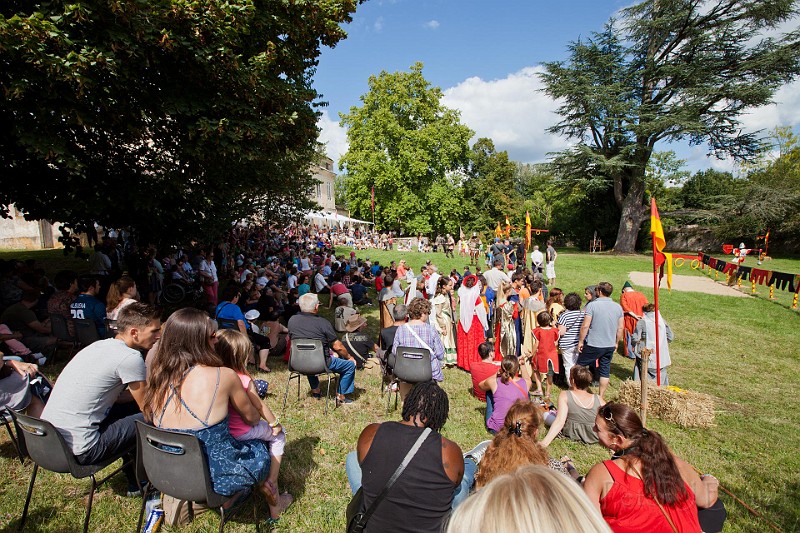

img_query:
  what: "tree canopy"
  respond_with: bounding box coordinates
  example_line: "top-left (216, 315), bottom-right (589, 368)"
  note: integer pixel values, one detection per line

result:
top-left (0, 0), bottom-right (361, 245)
top-left (540, 0), bottom-right (800, 252)
top-left (339, 62), bottom-right (473, 235)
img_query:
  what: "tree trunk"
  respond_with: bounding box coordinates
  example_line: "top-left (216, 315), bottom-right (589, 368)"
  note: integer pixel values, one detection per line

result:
top-left (612, 178), bottom-right (648, 253)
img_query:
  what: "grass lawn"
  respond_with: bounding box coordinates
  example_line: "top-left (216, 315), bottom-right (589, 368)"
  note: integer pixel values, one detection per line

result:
top-left (0, 247), bottom-right (797, 532)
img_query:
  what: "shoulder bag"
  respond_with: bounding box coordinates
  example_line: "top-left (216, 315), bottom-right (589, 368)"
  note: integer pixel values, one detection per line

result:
top-left (346, 427), bottom-right (432, 533)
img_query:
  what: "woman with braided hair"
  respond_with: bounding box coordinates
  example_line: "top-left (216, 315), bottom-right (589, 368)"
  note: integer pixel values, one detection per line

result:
top-left (584, 402), bottom-right (724, 533)
top-left (475, 400), bottom-right (570, 489)
top-left (345, 382), bottom-right (463, 532)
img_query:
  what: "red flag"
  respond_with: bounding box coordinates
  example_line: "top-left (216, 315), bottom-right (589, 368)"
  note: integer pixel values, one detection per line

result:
top-left (371, 186), bottom-right (375, 213)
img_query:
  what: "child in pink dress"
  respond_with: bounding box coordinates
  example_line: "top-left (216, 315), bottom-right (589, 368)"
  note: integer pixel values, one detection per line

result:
top-left (532, 311), bottom-right (560, 401)
top-left (215, 329), bottom-right (292, 521)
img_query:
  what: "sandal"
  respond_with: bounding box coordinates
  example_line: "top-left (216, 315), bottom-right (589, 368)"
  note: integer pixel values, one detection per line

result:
top-left (269, 493), bottom-right (293, 518)
top-left (257, 367), bottom-right (272, 373)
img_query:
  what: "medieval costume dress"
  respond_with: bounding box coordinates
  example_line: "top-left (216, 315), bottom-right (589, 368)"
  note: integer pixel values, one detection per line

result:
top-left (456, 275), bottom-right (489, 371)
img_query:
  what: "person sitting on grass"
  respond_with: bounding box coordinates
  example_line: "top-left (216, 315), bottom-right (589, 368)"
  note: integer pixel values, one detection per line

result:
top-left (479, 355), bottom-right (532, 434)
top-left (540, 365), bottom-right (605, 447)
top-left (475, 400), bottom-right (573, 490)
top-left (214, 329), bottom-right (292, 524)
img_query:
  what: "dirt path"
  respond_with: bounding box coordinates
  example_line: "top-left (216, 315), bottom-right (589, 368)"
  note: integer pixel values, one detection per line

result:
top-left (628, 271), bottom-right (749, 297)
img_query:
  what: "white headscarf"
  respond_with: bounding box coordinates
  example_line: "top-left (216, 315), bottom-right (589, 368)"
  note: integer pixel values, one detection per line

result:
top-left (458, 275), bottom-right (488, 333)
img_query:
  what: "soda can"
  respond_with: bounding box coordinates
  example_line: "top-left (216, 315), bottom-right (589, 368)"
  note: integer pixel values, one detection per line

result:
top-left (142, 506), bottom-right (164, 533)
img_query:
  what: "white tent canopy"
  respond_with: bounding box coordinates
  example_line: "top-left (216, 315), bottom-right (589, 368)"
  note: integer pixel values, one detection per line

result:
top-left (303, 211), bottom-right (372, 226)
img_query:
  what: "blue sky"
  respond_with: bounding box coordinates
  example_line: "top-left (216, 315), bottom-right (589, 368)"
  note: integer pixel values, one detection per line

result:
top-left (314, 0), bottom-right (800, 174)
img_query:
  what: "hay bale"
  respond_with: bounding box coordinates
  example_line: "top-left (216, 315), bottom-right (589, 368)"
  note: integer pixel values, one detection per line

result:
top-left (617, 380), bottom-right (715, 428)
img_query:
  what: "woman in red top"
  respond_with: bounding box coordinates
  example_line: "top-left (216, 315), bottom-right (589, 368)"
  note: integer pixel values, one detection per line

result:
top-left (584, 403), bottom-right (722, 533)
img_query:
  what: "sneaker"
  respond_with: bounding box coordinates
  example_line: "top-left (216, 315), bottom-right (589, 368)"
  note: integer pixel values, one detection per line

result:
top-left (127, 480), bottom-right (147, 497)
top-left (464, 440), bottom-right (492, 465)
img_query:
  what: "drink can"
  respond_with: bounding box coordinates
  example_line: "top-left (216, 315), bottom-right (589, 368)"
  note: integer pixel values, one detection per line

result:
top-left (142, 505), bottom-right (164, 533)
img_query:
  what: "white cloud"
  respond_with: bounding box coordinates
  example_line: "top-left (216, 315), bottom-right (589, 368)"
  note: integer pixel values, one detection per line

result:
top-left (318, 110), bottom-right (348, 171)
top-left (442, 66), bottom-right (568, 163)
top-left (424, 20), bottom-right (440, 30)
top-left (372, 16), bottom-right (384, 32)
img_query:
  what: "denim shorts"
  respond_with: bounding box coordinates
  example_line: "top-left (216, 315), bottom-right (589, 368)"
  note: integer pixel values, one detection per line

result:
top-left (576, 345), bottom-right (615, 378)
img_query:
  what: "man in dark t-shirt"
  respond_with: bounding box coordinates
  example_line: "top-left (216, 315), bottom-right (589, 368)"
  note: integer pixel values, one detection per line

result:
top-left (287, 293), bottom-right (357, 404)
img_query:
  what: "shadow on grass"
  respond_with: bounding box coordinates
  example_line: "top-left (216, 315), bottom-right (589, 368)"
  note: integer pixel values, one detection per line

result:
top-left (2, 506), bottom-right (59, 532)
top-left (283, 435), bottom-right (321, 500)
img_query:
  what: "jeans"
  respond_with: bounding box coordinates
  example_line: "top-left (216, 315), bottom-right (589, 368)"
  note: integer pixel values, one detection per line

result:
top-left (484, 391), bottom-right (494, 423)
top-left (75, 402), bottom-right (143, 484)
top-left (346, 451), bottom-right (477, 510)
top-left (307, 356), bottom-right (356, 396)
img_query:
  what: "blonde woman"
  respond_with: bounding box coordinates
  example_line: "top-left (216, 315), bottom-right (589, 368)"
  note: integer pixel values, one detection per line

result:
top-left (446, 465), bottom-right (611, 533)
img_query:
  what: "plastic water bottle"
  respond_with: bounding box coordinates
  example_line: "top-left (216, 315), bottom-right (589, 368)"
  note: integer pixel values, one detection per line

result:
top-left (142, 498), bottom-right (163, 533)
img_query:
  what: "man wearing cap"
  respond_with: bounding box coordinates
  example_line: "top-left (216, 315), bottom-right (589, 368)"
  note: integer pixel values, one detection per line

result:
top-left (288, 293), bottom-right (357, 404)
top-left (620, 281), bottom-right (647, 359)
top-left (341, 314), bottom-right (378, 368)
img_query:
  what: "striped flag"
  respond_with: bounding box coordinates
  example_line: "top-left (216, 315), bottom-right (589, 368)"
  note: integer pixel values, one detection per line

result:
top-left (651, 198), bottom-right (672, 289)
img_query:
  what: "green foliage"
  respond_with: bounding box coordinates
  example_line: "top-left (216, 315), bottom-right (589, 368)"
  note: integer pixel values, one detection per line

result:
top-left (540, 0), bottom-right (800, 252)
top-left (461, 138), bottom-right (520, 232)
top-left (339, 63), bottom-right (473, 235)
top-left (0, 0), bottom-right (362, 245)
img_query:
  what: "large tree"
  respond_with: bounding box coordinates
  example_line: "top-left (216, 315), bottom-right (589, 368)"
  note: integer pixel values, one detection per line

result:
top-left (0, 0), bottom-right (361, 245)
top-left (462, 138), bottom-right (520, 233)
top-left (339, 62), bottom-right (474, 235)
top-left (540, 0), bottom-right (800, 252)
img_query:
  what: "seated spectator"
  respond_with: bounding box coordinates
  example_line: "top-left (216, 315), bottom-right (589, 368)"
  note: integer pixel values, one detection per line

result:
top-left (263, 311), bottom-right (289, 359)
top-left (327, 279), bottom-right (353, 309)
top-left (346, 382), bottom-right (463, 532)
top-left (474, 400), bottom-right (572, 492)
top-left (390, 298), bottom-right (445, 397)
top-left (144, 309), bottom-right (278, 513)
top-left (0, 324), bottom-right (47, 364)
top-left (479, 355), bottom-right (532, 434)
top-left (584, 402), bottom-right (725, 533)
top-left (380, 304), bottom-right (407, 353)
top-left (313, 269), bottom-right (330, 294)
top-left (297, 274), bottom-right (311, 297)
top-left (287, 293), bottom-right (357, 405)
top-left (334, 297), bottom-right (359, 333)
top-left (1, 290), bottom-right (56, 356)
top-left (47, 270), bottom-right (78, 336)
top-left (0, 357), bottom-right (45, 417)
top-left (349, 275), bottom-right (371, 306)
top-left (470, 342), bottom-right (500, 422)
top-left (70, 275), bottom-right (107, 337)
top-left (540, 365), bottom-right (605, 447)
top-left (446, 465), bottom-right (611, 533)
top-left (42, 303), bottom-right (161, 495)
top-left (106, 275), bottom-right (139, 320)
top-left (215, 285), bottom-right (271, 373)
top-left (341, 314), bottom-right (378, 368)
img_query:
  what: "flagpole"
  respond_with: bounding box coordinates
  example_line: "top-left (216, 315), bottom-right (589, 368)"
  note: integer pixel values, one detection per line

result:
top-left (651, 207), bottom-right (662, 388)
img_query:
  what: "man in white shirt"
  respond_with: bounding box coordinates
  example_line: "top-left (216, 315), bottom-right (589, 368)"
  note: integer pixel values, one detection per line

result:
top-left (530, 245), bottom-right (544, 274)
top-left (481, 260), bottom-right (511, 322)
top-left (425, 265), bottom-right (441, 299)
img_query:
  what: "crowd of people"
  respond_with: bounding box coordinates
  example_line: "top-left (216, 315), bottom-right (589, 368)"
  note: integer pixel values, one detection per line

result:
top-left (0, 222), bottom-right (720, 532)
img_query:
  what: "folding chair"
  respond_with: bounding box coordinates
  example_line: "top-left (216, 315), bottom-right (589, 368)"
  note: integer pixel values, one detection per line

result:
top-left (10, 410), bottom-right (133, 532)
top-left (282, 339), bottom-right (335, 417)
top-left (73, 318), bottom-right (101, 347)
top-left (386, 346), bottom-right (433, 411)
top-left (1, 407), bottom-right (23, 463)
top-left (49, 313), bottom-right (77, 358)
top-left (135, 421), bottom-right (259, 533)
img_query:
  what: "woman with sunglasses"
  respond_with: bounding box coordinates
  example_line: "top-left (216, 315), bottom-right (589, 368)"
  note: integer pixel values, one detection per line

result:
top-left (584, 403), bottom-right (724, 533)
